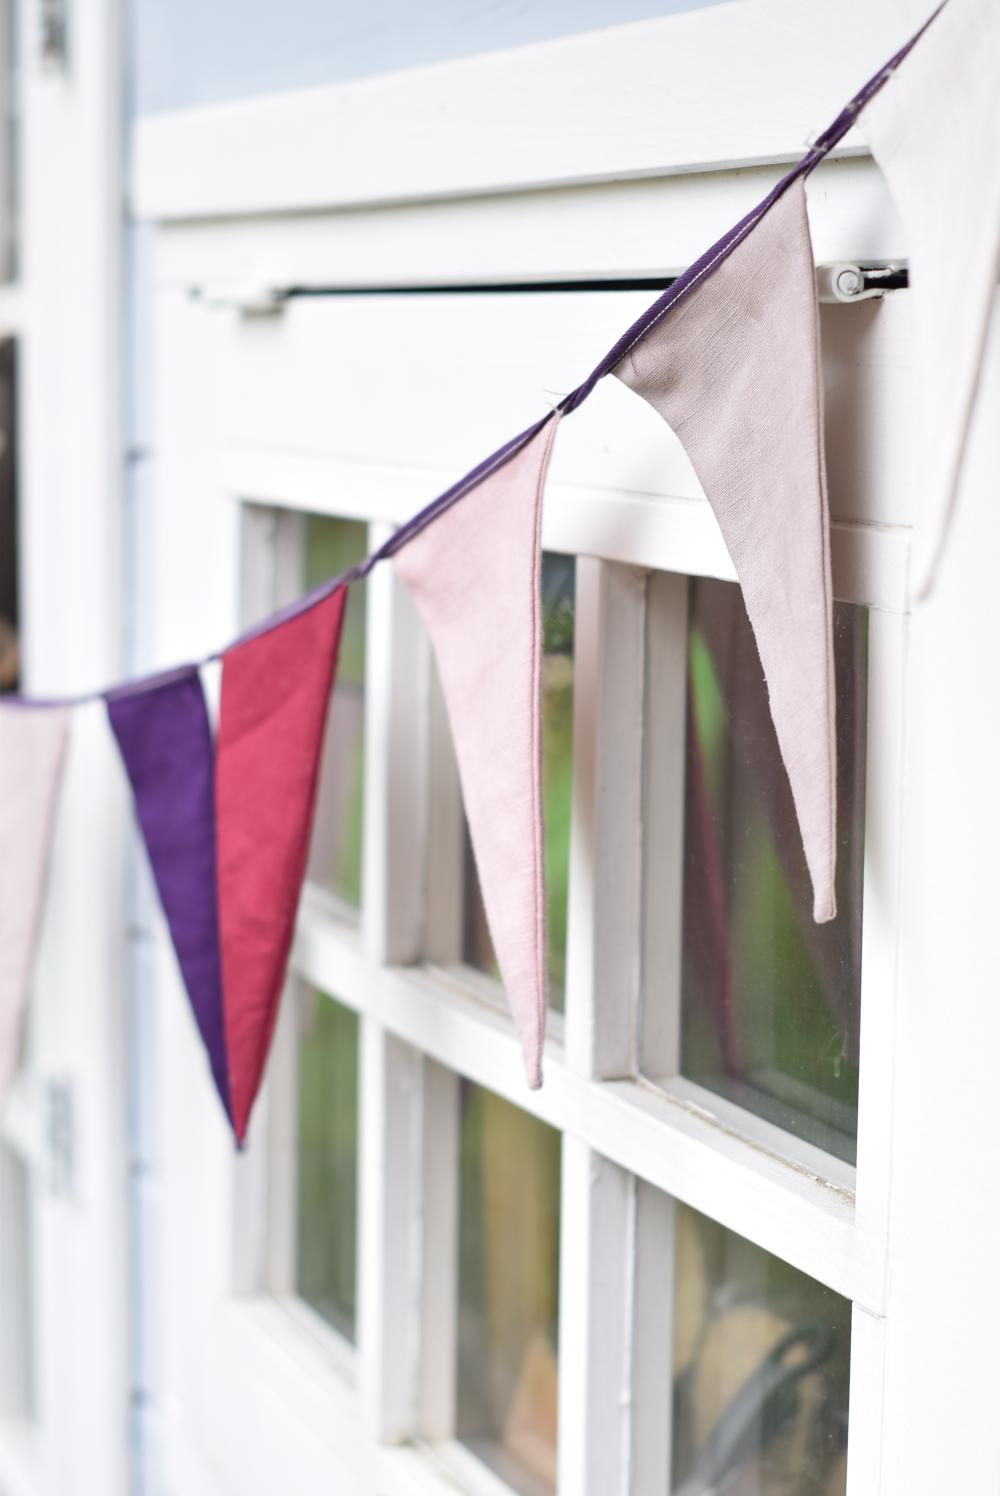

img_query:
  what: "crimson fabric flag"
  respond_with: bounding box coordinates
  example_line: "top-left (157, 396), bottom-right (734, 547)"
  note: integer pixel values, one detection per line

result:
top-left (0, 703), bottom-right (69, 1100)
top-left (614, 180), bottom-right (838, 923)
top-left (107, 667), bottom-right (230, 1121)
top-left (216, 589), bottom-right (347, 1143)
top-left (394, 417), bottom-right (560, 1087)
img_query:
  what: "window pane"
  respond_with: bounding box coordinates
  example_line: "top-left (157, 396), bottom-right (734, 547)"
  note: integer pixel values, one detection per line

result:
top-left (462, 553), bottom-right (575, 1010)
top-left (679, 579), bottom-right (867, 1163)
top-left (456, 1082), bottom-right (561, 1496)
top-left (305, 516), bottom-right (368, 912)
top-left (295, 989), bottom-right (359, 1341)
top-left (671, 1203), bottom-right (851, 1495)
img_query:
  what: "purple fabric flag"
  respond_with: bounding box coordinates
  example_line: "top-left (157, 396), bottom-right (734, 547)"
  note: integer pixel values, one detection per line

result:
top-left (615, 179), bottom-right (837, 923)
top-left (107, 667), bottom-right (230, 1120)
top-left (0, 703), bottom-right (69, 1101)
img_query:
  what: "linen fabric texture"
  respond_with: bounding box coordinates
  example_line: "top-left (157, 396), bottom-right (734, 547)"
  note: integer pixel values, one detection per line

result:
top-left (217, 587), bottom-right (347, 1144)
top-left (860, 0), bottom-right (1000, 599)
top-left (615, 178), bottom-right (837, 923)
top-left (107, 666), bottom-right (230, 1120)
top-left (394, 417), bottom-right (559, 1086)
top-left (0, 703), bottom-right (70, 1099)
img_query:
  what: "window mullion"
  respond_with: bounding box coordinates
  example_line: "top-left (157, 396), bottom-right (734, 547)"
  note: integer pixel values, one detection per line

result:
top-left (358, 1020), bottom-right (423, 1442)
top-left (556, 1135), bottom-right (631, 1496)
top-left (853, 608), bottom-right (907, 1243)
top-left (564, 557), bottom-right (646, 1080)
top-left (361, 522), bottom-right (430, 967)
top-left (639, 570), bottom-right (688, 1081)
top-left (358, 529), bottom-right (432, 1443)
top-left (416, 1059), bottom-right (460, 1440)
top-left (845, 1304), bottom-right (887, 1496)
top-left (629, 1181), bottom-right (675, 1495)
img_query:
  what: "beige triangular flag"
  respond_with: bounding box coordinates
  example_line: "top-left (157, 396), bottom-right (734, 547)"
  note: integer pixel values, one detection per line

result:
top-left (860, 0), bottom-right (1000, 598)
top-left (394, 418), bottom-right (559, 1083)
top-left (615, 179), bottom-right (836, 921)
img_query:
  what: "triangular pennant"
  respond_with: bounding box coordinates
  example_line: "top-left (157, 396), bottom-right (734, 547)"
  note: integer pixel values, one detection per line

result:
top-left (860, 0), bottom-right (1000, 598)
top-left (107, 667), bottom-right (230, 1121)
top-left (615, 179), bottom-right (837, 923)
top-left (394, 417), bottom-right (559, 1086)
top-left (217, 589), bottom-right (347, 1143)
top-left (0, 703), bottom-right (69, 1099)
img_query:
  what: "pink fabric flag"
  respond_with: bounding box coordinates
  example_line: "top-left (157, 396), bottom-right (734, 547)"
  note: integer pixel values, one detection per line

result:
top-left (615, 178), bottom-right (837, 923)
top-left (860, 0), bottom-right (1000, 598)
top-left (394, 418), bottom-right (559, 1085)
top-left (0, 704), bottom-right (70, 1099)
top-left (216, 589), bottom-right (347, 1144)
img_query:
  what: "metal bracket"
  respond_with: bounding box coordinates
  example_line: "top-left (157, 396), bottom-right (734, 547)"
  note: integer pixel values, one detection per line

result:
top-left (817, 262), bottom-right (908, 303)
top-left (197, 282), bottom-right (288, 317)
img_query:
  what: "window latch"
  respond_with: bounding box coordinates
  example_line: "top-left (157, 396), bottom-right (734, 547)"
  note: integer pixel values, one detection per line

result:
top-left (197, 282), bottom-right (288, 317)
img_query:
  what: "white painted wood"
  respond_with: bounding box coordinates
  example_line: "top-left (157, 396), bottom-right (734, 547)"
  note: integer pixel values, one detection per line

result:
top-left (853, 607), bottom-right (909, 1247)
top-left (874, 298), bottom-right (1000, 1496)
top-left (362, 522), bottom-right (430, 967)
top-left (845, 1306), bottom-right (887, 1496)
top-left (565, 560), bottom-right (646, 1078)
top-left (423, 664), bottom-right (466, 965)
top-left (557, 1137), bottom-right (631, 1496)
top-left (629, 1183), bottom-right (675, 1496)
top-left (206, 290), bottom-right (919, 536)
top-left (357, 1020), bottom-right (422, 1444)
top-left (223, 449), bottom-right (912, 614)
top-left (416, 1060), bottom-right (460, 1441)
top-left (639, 571), bottom-right (689, 1077)
top-left (1, 0), bottom-right (130, 1490)
top-left (142, 156), bottom-right (908, 298)
top-left (292, 898), bottom-right (882, 1312)
top-left (132, 0), bottom-right (932, 221)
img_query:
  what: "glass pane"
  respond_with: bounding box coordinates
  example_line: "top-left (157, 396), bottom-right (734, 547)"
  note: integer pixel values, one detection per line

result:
top-left (295, 989), bottom-right (359, 1341)
top-left (305, 516), bottom-right (368, 911)
top-left (463, 553), bottom-right (575, 1010)
top-left (671, 1202), bottom-right (851, 1496)
top-left (456, 1082), bottom-right (561, 1496)
top-left (679, 579), bottom-right (867, 1163)
top-left (0, 1144), bottom-right (35, 1418)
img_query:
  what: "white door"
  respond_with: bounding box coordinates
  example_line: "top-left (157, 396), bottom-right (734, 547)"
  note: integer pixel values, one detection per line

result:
top-left (0, 1), bottom-right (129, 1493)
top-left (136, 4), bottom-right (1000, 1493)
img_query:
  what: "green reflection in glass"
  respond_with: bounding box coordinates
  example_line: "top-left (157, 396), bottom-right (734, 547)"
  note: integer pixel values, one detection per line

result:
top-left (457, 1081), bottom-right (561, 1496)
top-left (671, 1202), bottom-right (851, 1495)
top-left (304, 516), bottom-right (368, 910)
top-left (295, 989), bottom-right (359, 1341)
top-left (679, 579), bottom-right (867, 1162)
top-left (463, 554), bottom-right (575, 1011)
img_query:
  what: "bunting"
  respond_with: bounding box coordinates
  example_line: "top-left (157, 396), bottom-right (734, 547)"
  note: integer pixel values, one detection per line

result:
top-left (0, 703), bottom-right (69, 1100)
top-left (4, 1), bottom-right (984, 1138)
top-left (614, 179), bottom-right (838, 923)
top-left (217, 588), bottom-right (347, 1144)
top-left (860, 0), bottom-right (1000, 597)
top-left (394, 418), bottom-right (559, 1087)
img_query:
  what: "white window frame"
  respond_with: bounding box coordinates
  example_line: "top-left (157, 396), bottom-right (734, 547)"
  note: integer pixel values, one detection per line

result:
top-left (136, 4), bottom-right (1000, 1494)
top-left (0, 1), bottom-right (129, 1493)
